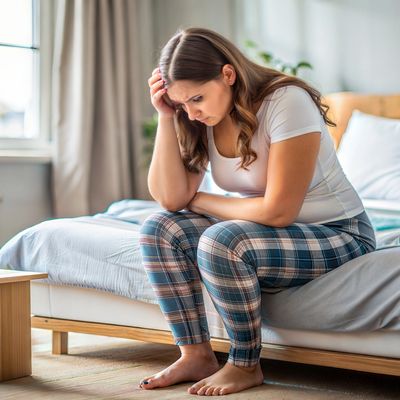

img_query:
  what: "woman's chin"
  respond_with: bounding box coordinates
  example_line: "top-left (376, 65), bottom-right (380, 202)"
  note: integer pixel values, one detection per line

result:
top-left (198, 117), bottom-right (210, 125)
top-left (202, 117), bottom-right (218, 126)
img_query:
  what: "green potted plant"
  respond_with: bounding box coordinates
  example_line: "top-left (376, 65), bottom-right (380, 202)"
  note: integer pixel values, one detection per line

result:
top-left (142, 113), bottom-right (158, 167)
top-left (244, 39), bottom-right (313, 76)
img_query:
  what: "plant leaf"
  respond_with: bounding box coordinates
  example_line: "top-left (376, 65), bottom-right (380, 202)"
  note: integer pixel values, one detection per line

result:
top-left (244, 39), bottom-right (257, 48)
top-left (296, 61), bottom-right (313, 70)
top-left (259, 51), bottom-right (273, 64)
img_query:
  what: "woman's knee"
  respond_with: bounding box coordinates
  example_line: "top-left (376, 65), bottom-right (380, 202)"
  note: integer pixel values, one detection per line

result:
top-left (140, 210), bottom-right (190, 246)
top-left (139, 210), bottom-right (205, 247)
top-left (197, 221), bottom-right (244, 268)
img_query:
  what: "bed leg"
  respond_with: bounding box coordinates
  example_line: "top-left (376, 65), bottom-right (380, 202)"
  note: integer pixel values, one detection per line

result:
top-left (52, 331), bottom-right (68, 355)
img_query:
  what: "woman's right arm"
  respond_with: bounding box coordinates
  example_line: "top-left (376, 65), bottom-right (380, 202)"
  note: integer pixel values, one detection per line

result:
top-left (147, 69), bottom-right (206, 211)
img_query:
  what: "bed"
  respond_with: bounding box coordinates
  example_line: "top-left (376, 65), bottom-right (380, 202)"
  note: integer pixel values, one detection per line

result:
top-left (0, 92), bottom-right (400, 376)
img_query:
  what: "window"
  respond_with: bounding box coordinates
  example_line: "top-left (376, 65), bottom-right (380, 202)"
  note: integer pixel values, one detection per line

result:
top-left (0, 0), bottom-right (52, 150)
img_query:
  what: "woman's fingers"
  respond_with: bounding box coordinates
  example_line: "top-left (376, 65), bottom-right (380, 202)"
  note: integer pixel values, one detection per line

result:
top-left (150, 80), bottom-right (168, 109)
top-left (147, 68), bottom-right (174, 116)
top-left (150, 79), bottom-right (164, 93)
top-left (150, 81), bottom-right (165, 102)
top-left (148, 73), bottom-right (161, 87)
top-left (154, 88), bottom-right (167, 100)
top-left (148, 68), bottom-right (163, 86)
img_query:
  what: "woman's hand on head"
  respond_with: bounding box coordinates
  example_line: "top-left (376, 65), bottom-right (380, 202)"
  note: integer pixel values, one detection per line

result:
top-left (148, 68), bottom-right (176, 118)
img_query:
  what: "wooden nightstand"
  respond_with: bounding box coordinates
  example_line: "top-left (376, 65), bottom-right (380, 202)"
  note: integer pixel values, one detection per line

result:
top-left (0, 269), bottom-right (48, 381)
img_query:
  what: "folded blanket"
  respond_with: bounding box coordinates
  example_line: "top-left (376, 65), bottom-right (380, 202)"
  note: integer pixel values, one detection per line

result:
top-left (368, 214), bottom-right (400, 231)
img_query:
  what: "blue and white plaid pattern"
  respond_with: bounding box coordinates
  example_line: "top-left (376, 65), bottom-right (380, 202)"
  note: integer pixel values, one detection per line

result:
top-left (139, 211), bottom-right (375, 367)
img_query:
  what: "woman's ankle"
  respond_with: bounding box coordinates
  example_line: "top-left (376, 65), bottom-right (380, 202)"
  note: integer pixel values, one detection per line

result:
top-left (227, 360), bottom-right (261, 371)
top-left (179, 341), bottom-right (216, 358)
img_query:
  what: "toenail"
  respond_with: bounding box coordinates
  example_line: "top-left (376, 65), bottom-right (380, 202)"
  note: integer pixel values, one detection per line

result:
top-left (142, 380), bottom-right (149, 385)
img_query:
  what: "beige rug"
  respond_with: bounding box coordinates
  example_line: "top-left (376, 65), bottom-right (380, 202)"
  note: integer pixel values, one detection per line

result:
top-left (0, 329), bottom-right (399, 399)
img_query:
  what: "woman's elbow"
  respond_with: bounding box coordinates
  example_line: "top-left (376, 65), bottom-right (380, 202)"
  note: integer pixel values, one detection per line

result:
top-left (264, 210), bottom-right (297, 228)
top-left (162, 201), bottom-right (186, 212)
top-left (156, 196), bottom-right (188, 212)
top-left (147, 188), bottom-right (184, 212)
top-left (272, 215), bottom-right (296, 228)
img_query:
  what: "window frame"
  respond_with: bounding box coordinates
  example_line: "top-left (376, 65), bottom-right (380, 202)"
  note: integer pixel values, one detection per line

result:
top-left (0, 0), bottom-right (53, 152)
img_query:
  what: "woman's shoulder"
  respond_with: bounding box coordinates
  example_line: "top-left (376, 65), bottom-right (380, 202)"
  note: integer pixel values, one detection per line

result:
top-left (267, 85), bottom-right (310, 102)
top-left (262, 85), bottom-right (316, 116)
top-left (257, 84), bottom-right (321, 138)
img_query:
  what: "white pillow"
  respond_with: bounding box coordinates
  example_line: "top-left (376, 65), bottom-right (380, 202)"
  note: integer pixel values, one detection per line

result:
top-left (337, 110), bottom-right (400, 201)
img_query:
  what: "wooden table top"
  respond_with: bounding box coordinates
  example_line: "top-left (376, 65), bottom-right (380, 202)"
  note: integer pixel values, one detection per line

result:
top-left (0, 269), bottom-right (48, 284)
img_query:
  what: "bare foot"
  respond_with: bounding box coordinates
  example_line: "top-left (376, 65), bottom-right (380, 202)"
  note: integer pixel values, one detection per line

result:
top-left (188, 361), bottom-right (264, 396)
top-left (139, 350), bottom-right (220, 390)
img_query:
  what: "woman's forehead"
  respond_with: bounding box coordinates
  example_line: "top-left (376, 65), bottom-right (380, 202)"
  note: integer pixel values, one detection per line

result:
top-left (167, 80), bottom-right (211, 103)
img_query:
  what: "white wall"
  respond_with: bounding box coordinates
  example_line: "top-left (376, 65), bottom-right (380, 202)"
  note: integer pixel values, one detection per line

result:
top-left (0, 162), bottom-right (52, 247)
top-left (235, 0), bottom-right (400, 93)
top-left (153, 0), bottom-right (235, 51)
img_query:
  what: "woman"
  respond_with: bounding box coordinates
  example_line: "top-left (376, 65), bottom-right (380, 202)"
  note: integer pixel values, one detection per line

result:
top-left (139, 27), bottom-right (376, 396)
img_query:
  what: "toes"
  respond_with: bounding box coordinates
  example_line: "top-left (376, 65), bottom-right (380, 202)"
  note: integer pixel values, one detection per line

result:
top-left (205, 386), bottom-right (217, 396)
top-left (188, 385), bottom-right (197, 394)
top-left (140, 379), bottom-right (154, 390)
top-left (140, 375), bottom-right (162, 390)
top-left (212, 387), bottom-right (222, 396)
top-left (188, 380), bottom-right (206, 394)
top-left (139, 375), bottom-right (154, 389)
top-left (219, 387), bottom-right (230, 396)
top-left (197, 385), bottom-right (211, 396)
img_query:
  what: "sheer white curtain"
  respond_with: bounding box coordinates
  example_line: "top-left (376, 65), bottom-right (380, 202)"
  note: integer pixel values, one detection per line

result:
top-left (52, 0), bottom-right (143, 217)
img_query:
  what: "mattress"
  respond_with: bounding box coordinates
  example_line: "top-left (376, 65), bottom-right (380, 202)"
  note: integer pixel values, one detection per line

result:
top-left (31, 281), bottom-right (400, 359)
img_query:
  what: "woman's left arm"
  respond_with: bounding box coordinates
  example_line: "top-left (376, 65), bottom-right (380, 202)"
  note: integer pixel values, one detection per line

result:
top-left (187, 132), bottom-right (321, 227)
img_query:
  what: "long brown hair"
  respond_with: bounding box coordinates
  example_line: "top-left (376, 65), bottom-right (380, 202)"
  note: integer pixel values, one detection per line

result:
top-left (159, 27), bottom-right (335, 173)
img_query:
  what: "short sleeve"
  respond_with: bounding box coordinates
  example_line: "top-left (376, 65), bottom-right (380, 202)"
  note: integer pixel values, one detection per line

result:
top-left (265, 86), bottom-right (322, 143)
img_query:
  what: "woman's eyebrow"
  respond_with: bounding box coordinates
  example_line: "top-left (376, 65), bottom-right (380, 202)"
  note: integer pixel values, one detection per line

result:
top-left (170, 94), bottom-right (201, 104)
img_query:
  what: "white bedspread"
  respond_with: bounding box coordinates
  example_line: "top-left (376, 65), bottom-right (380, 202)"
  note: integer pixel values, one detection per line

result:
top-left (0, 200), bottom-right (162, 303)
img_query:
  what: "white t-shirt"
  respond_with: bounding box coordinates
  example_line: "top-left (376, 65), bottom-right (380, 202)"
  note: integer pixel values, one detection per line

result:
top-left (207, 85), bottom-right (364, 224)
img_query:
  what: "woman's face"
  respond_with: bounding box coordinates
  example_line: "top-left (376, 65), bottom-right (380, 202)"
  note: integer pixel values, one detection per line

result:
top-left (166, 65), bottom-right (235, 126)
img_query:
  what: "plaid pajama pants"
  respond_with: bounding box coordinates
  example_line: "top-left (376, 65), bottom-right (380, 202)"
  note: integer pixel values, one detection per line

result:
top-left (139, 210), bottom-right (375, 367)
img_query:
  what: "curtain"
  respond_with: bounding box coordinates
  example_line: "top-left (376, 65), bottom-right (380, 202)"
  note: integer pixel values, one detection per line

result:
top-left (52, 0), bottom-right (142, 217)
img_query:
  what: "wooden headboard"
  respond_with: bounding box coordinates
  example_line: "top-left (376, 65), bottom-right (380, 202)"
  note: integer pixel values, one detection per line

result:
top-left (323, 92), bottom-right (400, 149)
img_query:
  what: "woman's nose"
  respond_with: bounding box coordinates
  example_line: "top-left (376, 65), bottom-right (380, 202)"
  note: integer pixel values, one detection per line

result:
top-left (186, 105), bottom-right (200, 120)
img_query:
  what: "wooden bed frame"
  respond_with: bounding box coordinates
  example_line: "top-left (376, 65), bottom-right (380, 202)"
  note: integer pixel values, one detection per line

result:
top-left (31, 316), bottom-right (400, 377)
top-left (31, 92), bottom-right (400, 377)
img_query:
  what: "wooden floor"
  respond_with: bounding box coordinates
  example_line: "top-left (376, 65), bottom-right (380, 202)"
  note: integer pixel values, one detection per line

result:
top-left (0, 329), bottom-right (399, 399)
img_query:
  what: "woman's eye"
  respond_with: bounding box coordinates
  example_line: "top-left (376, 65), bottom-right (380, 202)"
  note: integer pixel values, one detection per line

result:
top-left (192, 96), bottom-right (203, 103)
